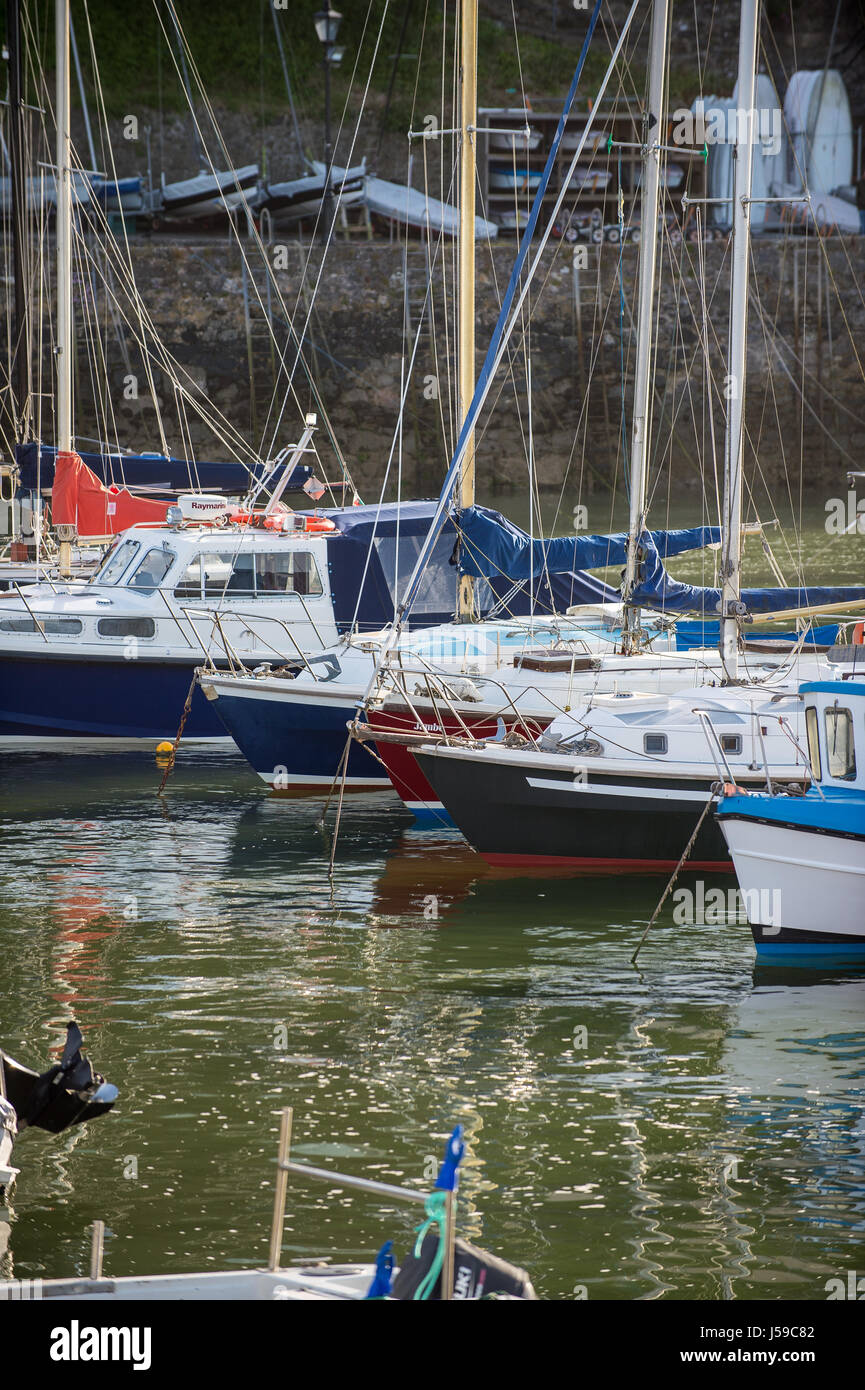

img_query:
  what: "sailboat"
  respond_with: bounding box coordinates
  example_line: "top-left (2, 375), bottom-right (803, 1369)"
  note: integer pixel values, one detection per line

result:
top-left (376, 0), bottom-right (865, 843)
top-left (201, 0), bottom-right (751, 794)
top-left (201, 0), bottom-right (863, 804)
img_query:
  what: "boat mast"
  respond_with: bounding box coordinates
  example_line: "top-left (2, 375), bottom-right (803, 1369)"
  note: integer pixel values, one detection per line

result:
top-left (6, 0), bottom-right (29, 448)
top-left (719, 0), bottom-right (759, 682)
top-left (621, 0), bottom-right (670, 655)
top-left (457, 0), bottom-right (477, 623)
top-left (55, 0), bottom-right (74, 577)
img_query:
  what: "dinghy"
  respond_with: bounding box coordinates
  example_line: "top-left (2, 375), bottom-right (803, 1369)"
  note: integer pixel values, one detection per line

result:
top-left (257, 164), bottom-right (366, 225)
top-left (152, 165), bottom-right (259, 222)
top-left (317, 162), bottom-right (497, 238)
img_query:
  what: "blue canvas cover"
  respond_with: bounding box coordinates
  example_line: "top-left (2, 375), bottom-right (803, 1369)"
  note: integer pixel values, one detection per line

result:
top-left (457, 506), bottom-right (721, 580)
top-left (629, 532), bottom-right (865, 616)
top-left (324, 502), bottom-right (620, 632)
top-left (15, 443), bottom-right (310, 495)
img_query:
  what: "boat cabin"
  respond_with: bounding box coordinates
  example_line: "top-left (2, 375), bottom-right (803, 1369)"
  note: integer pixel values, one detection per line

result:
top-left (801, 679), bottom-right (865, 793)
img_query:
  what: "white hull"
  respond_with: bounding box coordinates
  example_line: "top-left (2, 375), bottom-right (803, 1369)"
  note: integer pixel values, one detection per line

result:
top-left (7, 1264), bottom-right (378, 1301)
top-left (720, 817), bottom-right (865, 938)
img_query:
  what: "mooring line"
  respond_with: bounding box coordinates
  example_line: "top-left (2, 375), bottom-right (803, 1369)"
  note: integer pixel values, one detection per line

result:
top-left (156, 671), bottom-right (199, 796)
top-left (316, 731), bottom-right (353, 833)
top-left (630, 793), bottom-right (717, 966)
top-left (327, 734), bottom-right (353, 881)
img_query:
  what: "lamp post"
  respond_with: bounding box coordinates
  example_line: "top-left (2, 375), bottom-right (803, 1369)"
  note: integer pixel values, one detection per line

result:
top-left (314, 6), bottom-right (343, 241)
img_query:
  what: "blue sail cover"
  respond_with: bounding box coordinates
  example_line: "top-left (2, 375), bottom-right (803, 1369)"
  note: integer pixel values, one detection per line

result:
top-left (629, 532), bottom-right (865, 616)
top-left (14, 443), bottom-right (311, 494)
top-left (457, 506), bottom-right (721, 580)
top-left (323, 502), bottom-right (620, 632)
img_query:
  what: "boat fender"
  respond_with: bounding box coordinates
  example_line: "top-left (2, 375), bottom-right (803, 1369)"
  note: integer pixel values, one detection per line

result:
top-left (853, 622), bottom-right (864, 644)
top-left (721, 782), bottom-right (749, 797)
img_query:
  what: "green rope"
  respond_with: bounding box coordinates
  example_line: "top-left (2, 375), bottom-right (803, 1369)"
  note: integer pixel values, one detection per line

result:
top-left (411, 1190), bottom-right (450, 1301)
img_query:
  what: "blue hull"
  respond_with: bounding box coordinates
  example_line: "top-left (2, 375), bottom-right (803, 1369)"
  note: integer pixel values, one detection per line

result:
top-left (754, 940), bottom-right (865, 967)
top-left (206, 687), bottom-right (390, 789)
top-left (0, 656), bottom-right (223, 739)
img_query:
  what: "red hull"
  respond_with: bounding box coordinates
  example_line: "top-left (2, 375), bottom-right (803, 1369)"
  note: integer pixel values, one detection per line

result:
top-left (481, 853), bottom-right (735, 874)
top-left (366, 704), bottom-right (551, 811)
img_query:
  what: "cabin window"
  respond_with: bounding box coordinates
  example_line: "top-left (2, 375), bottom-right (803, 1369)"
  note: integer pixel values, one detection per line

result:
top-left (0, 616), bottom-right (82, 634)
top-left (97, 617), bottom-right (156, 638)
top-left (174, 558), bottom-right (202, 599)
top-left (644, 733), bottom-right (668, 754)
top-left (825, 706), bottom-right (856, 781)
top-left (805, 706), bottom-right (822, 782)
top-left (720, 734), bottom-right (742, 755)
top-left (92, 537), bottom-right (140, 585)
top-left (173, 549), bottom-right (322, 600)
top-left (127, 548), bottom-right (175, 593)
top-left (255, 551), bottom-right (322, 596)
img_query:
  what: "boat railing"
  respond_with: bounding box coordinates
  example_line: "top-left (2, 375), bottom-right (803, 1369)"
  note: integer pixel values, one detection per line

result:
top-left (10, 582), bottom-right (50, 642)
top-left (695, 707), bottom-right (824, 801)
top-left (693, 710), bottom-right (741, 789)
top-left (178, 604), bottom-right (326, 681)
top-left (369, 659), bottom-right (556, 748)
top-left (78, 1106), bottom-right (459, 1299)
top-left (269, 1108), bottom-right (457, 1298)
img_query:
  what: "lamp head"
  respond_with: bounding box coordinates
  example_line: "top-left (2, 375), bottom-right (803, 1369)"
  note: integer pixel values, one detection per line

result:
top-left (314, 7), bottom-right (342, 46)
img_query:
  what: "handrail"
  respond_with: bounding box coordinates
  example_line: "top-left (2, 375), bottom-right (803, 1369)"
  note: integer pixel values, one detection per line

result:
top-left (267, 1107), bottom-right (456, 1298)
top-left (178, 604), bottom-right (323, 679)
top-left (693, 709), bottom-right (737, 786)
top-left (10, 582), bottom-right (49, 642)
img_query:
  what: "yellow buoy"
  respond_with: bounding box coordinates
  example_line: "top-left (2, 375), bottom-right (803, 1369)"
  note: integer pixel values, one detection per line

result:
top-left (156, 741), bottom-right (174, 756)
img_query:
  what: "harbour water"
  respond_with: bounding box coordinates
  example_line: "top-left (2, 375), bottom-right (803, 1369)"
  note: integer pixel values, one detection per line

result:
top-left (1, 742), bottom-right (862, 1301)
top-left (1, 495), bottom-right (862, 1301)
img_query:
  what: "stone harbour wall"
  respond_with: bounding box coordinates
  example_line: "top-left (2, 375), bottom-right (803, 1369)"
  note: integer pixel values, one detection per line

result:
top-left (8, 231), bottom-right (865, 505)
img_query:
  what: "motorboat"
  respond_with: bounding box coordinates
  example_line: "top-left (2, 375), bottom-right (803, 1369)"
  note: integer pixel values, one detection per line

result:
top-left (717, 676), bottom-right (865, 962)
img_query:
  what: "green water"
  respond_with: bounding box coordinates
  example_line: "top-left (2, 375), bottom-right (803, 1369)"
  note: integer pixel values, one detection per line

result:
top-left (1, 749), bottom-right (863, 1301)
top-left (0, 495), bottom-right (862, 1301)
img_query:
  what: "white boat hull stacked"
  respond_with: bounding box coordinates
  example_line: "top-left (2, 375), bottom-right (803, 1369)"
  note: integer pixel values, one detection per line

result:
top-left (720, 817), bottom-right (865, 940)
top-left (156, 165), bottom-right (260, 220)
top-left (317, 163), bottom-right (498, 238)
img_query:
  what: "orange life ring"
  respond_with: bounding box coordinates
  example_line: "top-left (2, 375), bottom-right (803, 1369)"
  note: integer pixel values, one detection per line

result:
top-left (224, 508), bottom-right (336, 535)
top-left (853, 622), bottom-right (865, 645)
